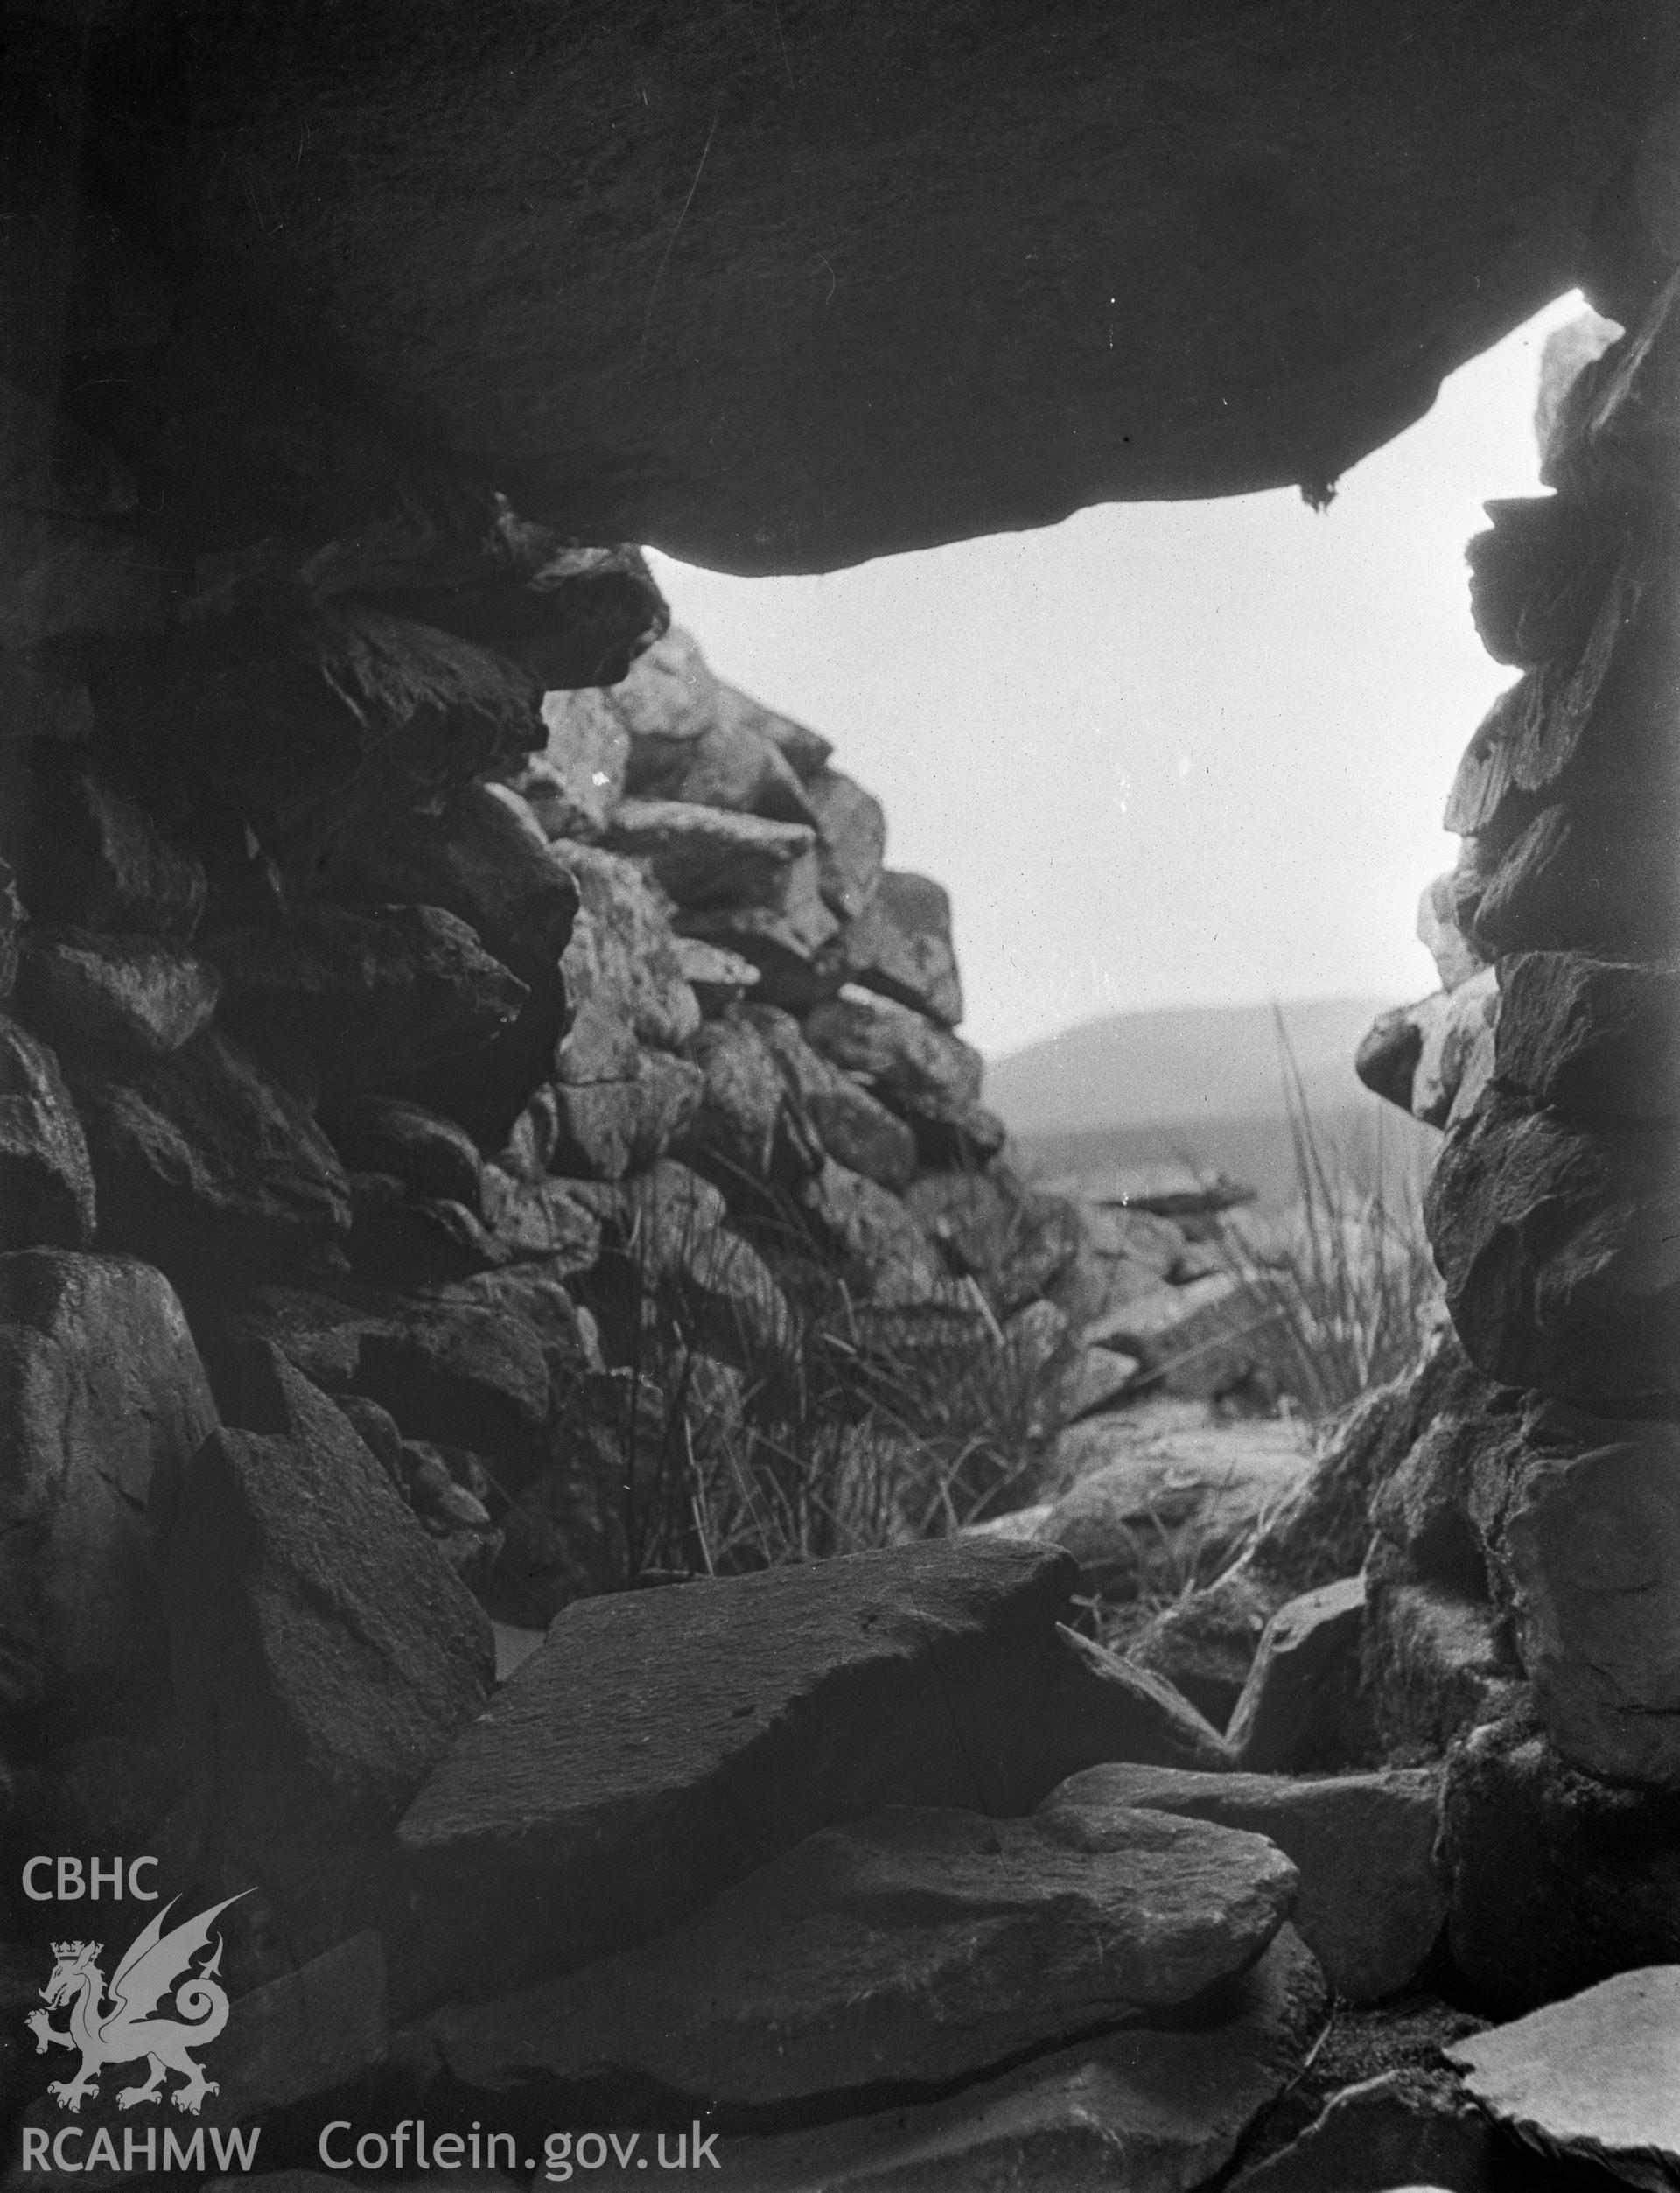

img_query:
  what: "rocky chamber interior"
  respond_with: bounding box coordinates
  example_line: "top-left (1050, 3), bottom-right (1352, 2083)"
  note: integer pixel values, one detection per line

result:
top-left (3, 11), bottom-right (1680, 2192)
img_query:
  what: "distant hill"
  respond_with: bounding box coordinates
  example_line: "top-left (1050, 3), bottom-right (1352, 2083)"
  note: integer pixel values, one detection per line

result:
top-left (985, 997), bottom-right (1435, 1206)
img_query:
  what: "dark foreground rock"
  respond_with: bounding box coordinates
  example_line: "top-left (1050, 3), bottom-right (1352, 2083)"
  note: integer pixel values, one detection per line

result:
top-left (430, 1801), bottom-right (1296, 2112)
top-left (0, 1016), bottom-right (96, 1251)
top-left (1044, 1762), bottom-right (1444, 2006)
top-left (1230, 2068), bottom-right (1499, 2193)
top-left (718, 1927), bottom-right (1326, 2190)
top-left (395, 1539), bottom-right (1228, 2001)
top-left (1447, 1968), bottom-right (1680, 2189)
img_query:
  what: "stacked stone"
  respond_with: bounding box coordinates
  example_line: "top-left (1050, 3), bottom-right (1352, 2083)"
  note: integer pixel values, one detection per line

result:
top-left (1356, 277), bottom-right (1680, 2008)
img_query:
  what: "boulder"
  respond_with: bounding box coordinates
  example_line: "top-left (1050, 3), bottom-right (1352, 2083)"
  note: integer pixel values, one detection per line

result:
top-left (794, 1159), bottom-right (952, 1304)
top-left (1049, 1762), bottom-right (1445, 2007)
top-left (679, 1014), bottom-right (814, 1187)
top-left (1470, 1399), bottom-right (1680, 1789)
top-left (106, 606), bottom-right (547, 876)
top-left (0, 746), bottom-right (205, 940)
top-left (553, 842), bottom-right (701, 1052)
top-left (1471, 797), bottom-right (1680, 960)
top-left (394, 1539), bottom-right (1231, 2000)
top-left (1084, 1272), bottom-right (1264, 1398)
top-left (1409, 971), bottom-right (1499, 1128)
top-left (674, 935), bottom-right (760, 1014)
top-left (323, 1095), bottom-right (484, 1212)
top-left (1037, 1416), bottom-right (1310, 1601)
top-left (319, 781), bottom-right (579, 985)
top-left (842, 871), bottom-right (964, 1028)
top-left (164, 1348), bottom-right (495, 1938)
top-left (506, 684), bottom-right (630, 841)
top-left (1446, 1968), bottom-right (1680, 2188)
top-left (601, 797), bottom-right (816, 909)
top-left (803, 991), bottom-right (1003, 1163)
top-left (1496, 950), bottom-right (1680, 1119)
top-left (1226, 1576), bottom-right (1372, 1773)
top-left (804, 766), bottom-right (886, 921)
top-left (478, 1171), bottom-right (603, 1276)
top-left (429, 1801), bottom-right (1297, 2112)
top-left (207, 903), bottom-right (529, 1102)
top-left (1424, 1086), bottom-right (1680, 1406)
top-left (676, 849), bottom-right (844, 1011)
top-left (1440, 1713), bottom-right (1680, 2014)
top-left (545, 1047), bottom-right (703, 1181)
top-left (1362, 1552), bottom-right (1524, 1760)
top-left (1054, 1344), bottom-right (1141, 1423)
top-left (0, 1017), bottom-right (95, 1251)
top-left (744, 1005), bottom-right (917, 1190)
top-left (721, 1926), bottom-right (1326, 2193)
top-left (65, 1027), bottom-right (348, 1284)
top-left (906, 1167), bottom-right (1082, 1309)
top-left (18, 929), bottom-right (221, 1058)
top-left (1230, 2069), bottom-right (1499, 2193)
top-left (0, 1250), bottom-right (217, 1736)
top-left (1417, 865), bottom-right (1489, 993)
top-left (1464, 493), bottom-right (1620, 669)
top-left (626, 690), bottom-right (819, 828)
top-left (345, 1181), bottom-right (504, 1288)
top-left (1355, 1002), bottom-right (1424, 1112)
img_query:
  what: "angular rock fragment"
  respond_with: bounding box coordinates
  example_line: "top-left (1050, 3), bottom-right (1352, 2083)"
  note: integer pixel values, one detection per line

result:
top-left (1230, 2067), bottom-right (1498, 2193)
top-left (507, 684), bottom-right (630, 840)
top-left (0, 1016), bottom-right (95, 1251)
top-left (744, 1004), bottom-right (917, 1189)
top-left (677, 848), bottom-right (844, 1010)
top-left (545, 1046), bottom-right (703, 1181)
top-left (1409, 970), bottom-right (1499, 1128)
top-left (430, 1801), bottom-right (1298, 2111)
top-left (795, 1159), bottom-right (952, 1304)
top-left (842, 870), bottom-right (964, 1027)
top-left (1424, 1085), bottom-right (1680, 1406)
top-left (1417, 863), bottom-right (1490, 994)
top-left (804, 765), bottom-right (886, 921)
top-left (1051, 1762), bottom-right (1445, 2007)
top-left (0, 746), bottom-right (206, 939)
top-left (628, 693), bottom-right (819, 827)
top-left (1496, 950), bottom-right (1680, 1119)
top-left (1227, 1575), bottom-right (1371, 1773)
top-left (1362, 1551), bottom-right (1523, 1760)
top-left (555, 841), bottom-right (700, 1050)
top-left (1472, 797), bottom-right (1680, 959)
top-left (395, 1539), bottom-right (1233, 2000)
top-left (1355, 1002), bottom-right (1425, 1112)
top-left (906, 1167), bottom-right (1081, 1308)
top-left (603, 797), bottom-right (816, 908)
top-left (804, 990), bottom-right (1003, 1162)
top-left (1085, 1272), bottom-right (1262, 1398)
top-left (679, 1013), bottom-right (813, 1187)
top-left (346, 1180), bottom-right (503, 1287)
top-left (1465, 493), bottom-right (1620, 669)
top-left (722, 1927), bottom-right (1326, 2193)
top-left (674, 935), bottom-right (760, 1013)
top-left (19, 928), bottom-right (221, 1058)
top-left (478, 1169), bottom-right (603, 1274)
top-left (324, 1094), bottom-right (484, 1211)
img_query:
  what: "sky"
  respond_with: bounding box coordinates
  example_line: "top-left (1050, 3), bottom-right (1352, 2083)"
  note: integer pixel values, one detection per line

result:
top-left (647, 291), bottom-right (1590, 1061)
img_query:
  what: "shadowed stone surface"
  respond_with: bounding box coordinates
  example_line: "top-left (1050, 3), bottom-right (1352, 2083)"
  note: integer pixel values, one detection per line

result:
top-left (0, 1017), bottom-right (95, 1251)
top-left (1230, 2069), bottom-right (1498, 2193)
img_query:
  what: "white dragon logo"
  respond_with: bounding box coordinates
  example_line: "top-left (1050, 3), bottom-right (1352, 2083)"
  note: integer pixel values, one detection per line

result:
top-left (25, 1894), bottom-right (250, 2116)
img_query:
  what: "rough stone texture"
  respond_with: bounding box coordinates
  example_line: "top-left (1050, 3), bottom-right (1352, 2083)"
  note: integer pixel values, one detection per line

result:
top-left (1410, 970), bottom-right (1500, 1128)
top-left (1440, 1712), bottom-right (1680, 2014)
top-left (680, 1013), bottom-right (813, 1187)
top-left (479, 1170), bottom-right (604, 1275)
top-left (430, 1802), bottom-right (1297, 2112)
top-left (395, 1539), bottom-right (1230, 2000)
top-left (507, 685), bottom-right (630, 841)
top-left (1037, 1418), bottom-right (1309, 1601)
top-left (1496, 950), bottom-right (1680, 1119)
top-left (1472, 796), bottom-right (1680, 960)
top-left (64, 1026), bottom-right (349, 1284)
top-left (1418, 865), bottom-right (1490, 992)
top-left (795, 1159), bottom-right (951, 1303)
top-left (321, 781), bottom-right (580, 985)
top-left (603, 796), bottom-right (816, 907)
top-left (843, 871), bottom-right (964, 1028)
top-left (1355, 1003), bottom-right (1424, 1113)
top-left (906, 1168), bottom-right (1082, 1310)
top-left (324, 1095), bottom-right (485, 1213)
top-left (1085, 1273), bottom-right (1263, 1398)
top-left (805, 767), bottom-right (886, 921)
top-left (744, 1005), bottom-right (918, 1189)
top-left (1446, 1968), bottom-right (1680, 2191)
top-left (1424, 1086), bottom-right (1680, 1407)
top-left (1230, 2070), bottom-right (1499, 2193)
top-left (803, 991), bottom-right (1003, 1163)
top-left (1226, 1575), bottom-right (1372, 1774)
top-left (1362, 1551), bottom-right (1524, 1761)
top-left (546, 1046), bottom-right (704, 1182)
top-left (720, 1927), bottom-right (1326, 2193)
top-left (18, 928), bottom-right (221, 1059)
top-left (0, 747), bottom-right (206, 941)
top-left (0, 1016), bottom-right (96, 1251)
top-left (53, 4), bottom-right (1665, 571)
top-left (677, 849), bottom-right (844, 1010)
top-left (554, 841), bottom-right (701, 1052)
top-left (627, 692), bottom-right (820, 829)
top-left (0, 1250), bottom-right (217, 1739)
top-left (676, 935), bottom-right (761, 1014)
top-left (1048, 1762), bottom-right (1445, 2007)
top-left (1470, 1399), bottom-right (1680, 1789)
top-left (164, 1347), bottom-right (494, 1937)
top-left (1054, 1344), bottom-right (1141, 1423)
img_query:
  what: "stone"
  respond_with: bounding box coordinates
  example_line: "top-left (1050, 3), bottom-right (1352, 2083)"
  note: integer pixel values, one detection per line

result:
top-left (1362, 1552), bottom-right (1524, 1761)
top-left (674, 935), bottom-right (760, 1013)
top-left (677, 849), bottom-right (844, 1011)
top-left (1408, 970), bottom-right (1499, 1129)
top-left (200, 1284), bottom-right (554, 1473)
top-left (109, 606), bottom-right (547, 877)
top-left (1424, 1086), bottom-right (1680, 1407)
top-left (346, 1181), bottom-right (504, 1287)
top-left (627, 696), bottom-right (819, 829)
top-left (478, 1171), bottom-right (603, 1275)
top-left (0, 860), bottom-right (21, 1004)
top-left (1356, 1003), bottom-right (1424, 1112)
top-left (553, 841), bottom-right (701, 1051)
top-left (602, 797), bottom-right (816, 908)
top-left (1054, 1343), bottom-right (1141, 1422)
top-left (1050, 1762), bottom-right (1445, 2007)
top-left (1130, 1570), bottom-right (1278, 1729)
top-left (429, 1801), bottom-right (1298, 2112)
top-left (18, 929), bottom-right (221, 1059)
top-left (65, 1027), bottom-right (349, 1285)
top-left (1230, 2070), bottom-right (1498, 2193)
top-left (1037, 1415), bottom-right (1310, 1601)
top-left (1440, 1712), bottom-right (1680, 2014)
top-left (1464, 493), bottom-right (1620, 669)
top-left (0, 1017), bottom-right (95, 1251)
top-left (1446, 1968), bottom-right (1680, 2190)
top-left (545, 1046), bottom-right (703, 1181)
top-left (1496, 950), bottom-right (1680, 1120)
top-left (208, 903), bottom-right (528, 1103)
top-left (164, 1347), bottom-right (494, 1935)
top-left (795, 1159), bottom-right (952, 1304)
top-left (744, 1005), bottom-right (918, 1190)
top-left (320, 781), bottom-right (579, 985)
top-left (679, 1014), bottom-right (813, 1187)
top-left (1040, 1160), bottom-right (1257, 1221)
top-left (1472, 797), bottom-right (1680, 960)
top-left (803, 991), bottom-right (1003, 1163)
top-left (397, 1440), bottom-right (503, 1587)
top-left (1084, 1272), bottom-right (1262, 1398)
top-left (0, 1251), bottom-right (217, 1740)
top-left (507, 685), bottom-right (630, 840)
top-left (906, 1167), bottom-right (1082, 1309)
top-left (0, 746), bottom-right (205, 940)
top-left (804, 766), bottom-right (886, 921)
top-left (1417, 865), bottom-right (1489, 993)
top-left (323, 1095), bottom-right (484, 1212)
top-left (1470, 1399), bottom-right (1680, 1789)
top-left (395, 1538), bottom-right (1232, 2000)
top-left (843, 871), bottom-right (964, 1028)
top-left (722, 1926), bottom-right (1326, 2193)
top-left (723, 683), bottom-right (834, 782)
top-left (1225, 1575), bottom-right (1373, 1773)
